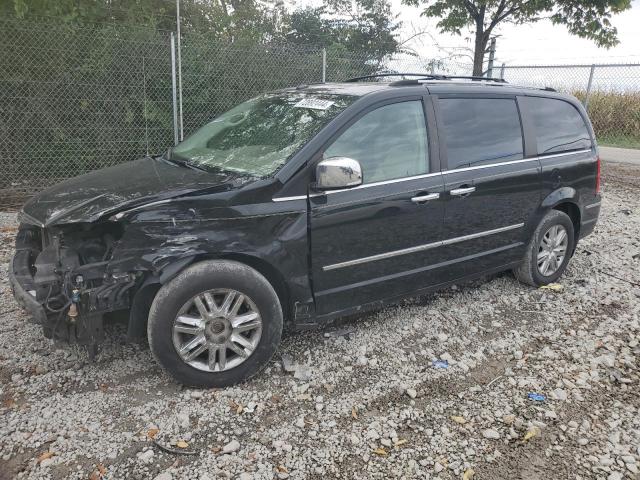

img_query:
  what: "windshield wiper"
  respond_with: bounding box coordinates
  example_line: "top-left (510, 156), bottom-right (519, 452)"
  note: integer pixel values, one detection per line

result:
top-left (159, 150), bottom-right (209, 172)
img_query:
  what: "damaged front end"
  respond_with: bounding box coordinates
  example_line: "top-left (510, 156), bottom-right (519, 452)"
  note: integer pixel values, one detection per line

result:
top-left (10, 219), bottom-right (139, 350)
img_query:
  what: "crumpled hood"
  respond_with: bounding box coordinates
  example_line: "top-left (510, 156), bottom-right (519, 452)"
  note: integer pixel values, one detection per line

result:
top-left (21, 157), bottom-right (244, 226)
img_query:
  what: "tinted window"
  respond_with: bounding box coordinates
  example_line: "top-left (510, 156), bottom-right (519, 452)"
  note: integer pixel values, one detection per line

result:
top-left (324, 101), bottom-right (428, 183)
top-left (524, 97), bottom-right (592, 155)
top-left (439, 98), bottom-right (523, 169)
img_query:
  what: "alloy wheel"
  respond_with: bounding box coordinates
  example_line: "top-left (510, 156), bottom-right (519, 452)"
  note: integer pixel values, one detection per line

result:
top-left (172, 289), bottom-right (262, 372)
top-left (537, 224), bottom-right (568, 276)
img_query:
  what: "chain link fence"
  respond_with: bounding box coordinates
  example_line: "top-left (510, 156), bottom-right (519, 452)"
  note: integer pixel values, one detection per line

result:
top-left (0, 19), bottom-right (174, 202)
top-left (1, 17), bottom-right (639, 204)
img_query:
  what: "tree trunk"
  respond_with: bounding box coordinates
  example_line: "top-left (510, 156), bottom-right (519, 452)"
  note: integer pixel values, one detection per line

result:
top-left (472, 21), bottom-right (488, 76)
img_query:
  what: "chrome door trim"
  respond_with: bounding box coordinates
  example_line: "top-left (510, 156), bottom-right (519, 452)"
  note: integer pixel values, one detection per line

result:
top-left (537, 149), bottom-right (592, 160)
top-left (322, 222), bottom-right (525, 271)
top-left (411, 193), bottom-right (439, 203)
top-left (273, 150), bottom-right (593, 202)
top-left (273, 194), bottom-right (309, 202)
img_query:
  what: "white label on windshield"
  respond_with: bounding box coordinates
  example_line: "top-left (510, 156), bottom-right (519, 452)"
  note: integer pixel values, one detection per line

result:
top-left (294, 98), bottom-right (335, 110)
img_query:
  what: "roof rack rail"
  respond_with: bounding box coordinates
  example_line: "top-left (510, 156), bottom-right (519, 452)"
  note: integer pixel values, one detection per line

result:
top-left (345, 73), bottom-right (446, 82)
top-left (344, 73), bottom-right (508, 84)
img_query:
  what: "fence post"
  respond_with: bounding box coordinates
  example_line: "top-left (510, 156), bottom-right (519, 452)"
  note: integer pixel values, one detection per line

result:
top-left (322, 48), bottom-right (326, 83)
top-left (170, 33), bottom-right (179, 146)
top-left (584, 64), bottom-right (596, 111)
top-left (500, 63), bottom-right (505, 80)
top-left (176, 0), bottom-right (184, 140)
top-left (142, 56), bottom-right (149, 155)
top-left (486, 37), bottom-right (496, 78)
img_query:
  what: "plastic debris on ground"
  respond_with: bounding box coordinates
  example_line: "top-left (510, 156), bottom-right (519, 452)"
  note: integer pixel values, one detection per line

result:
top-left (527, 392), bottom-right (546, 402)
top-left (432, 359), bottom-right (449, 369)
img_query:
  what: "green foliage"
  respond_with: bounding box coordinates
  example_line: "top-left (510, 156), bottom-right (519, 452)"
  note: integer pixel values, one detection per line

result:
top-left (288, 0), bottom-right (401, 58)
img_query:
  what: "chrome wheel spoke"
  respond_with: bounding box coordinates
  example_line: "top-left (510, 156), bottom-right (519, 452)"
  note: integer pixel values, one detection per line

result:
top-left (181, 335), bottom-right (207, 361)
top-left (218, 346), bottom-right (227, 370)
top-left (176, 314), bottom-right (204, 328)
top-left (193, 296), bottom-right (210, 318)
top-left (174, 324), bottom-right (202, 335)
top-left (234, 319), bottom-right (261, 333)
top-left (219, 291), bottom-right (235, 315)
top-left (202, 292), bottom-right (218, 314)
top-left (231, 311), bottom-right (259, 328)
top-left (537, 250), bottom-right (550, 263)
top-left (227, 340), bottom-right (249, 358)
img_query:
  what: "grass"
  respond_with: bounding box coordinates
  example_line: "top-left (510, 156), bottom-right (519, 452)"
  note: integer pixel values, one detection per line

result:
top-left (597, 134), bottom-right (640, 150)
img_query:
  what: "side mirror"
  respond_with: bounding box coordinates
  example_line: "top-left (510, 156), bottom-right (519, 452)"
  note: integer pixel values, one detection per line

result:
top-left (315, 157), bottom-right (363, 190)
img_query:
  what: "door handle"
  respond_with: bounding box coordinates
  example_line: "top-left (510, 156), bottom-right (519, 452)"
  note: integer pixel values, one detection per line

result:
top-left (450, 186), bottom-right (476, 196)
top-left (411, 192), bottom-right (440, 203)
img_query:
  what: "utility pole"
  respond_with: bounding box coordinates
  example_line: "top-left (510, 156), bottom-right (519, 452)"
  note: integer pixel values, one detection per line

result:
top-left (486, 37), bottom-right (496, 78)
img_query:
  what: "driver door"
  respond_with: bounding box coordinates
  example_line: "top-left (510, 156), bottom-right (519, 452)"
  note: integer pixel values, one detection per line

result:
top-left (309, 97), bottom-right (445, 316)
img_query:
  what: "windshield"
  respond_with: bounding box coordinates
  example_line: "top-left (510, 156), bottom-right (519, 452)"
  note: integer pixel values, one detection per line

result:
top-left (169, 92), bottom-right (357, 176)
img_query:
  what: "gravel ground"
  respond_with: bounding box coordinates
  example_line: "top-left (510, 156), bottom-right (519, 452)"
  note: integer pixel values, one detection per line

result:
top-left (0, 162), bottom-right (638, 480)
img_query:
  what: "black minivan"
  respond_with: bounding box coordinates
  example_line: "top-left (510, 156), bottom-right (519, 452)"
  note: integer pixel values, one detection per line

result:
top-left (10, 74), bottom-right (601, 387)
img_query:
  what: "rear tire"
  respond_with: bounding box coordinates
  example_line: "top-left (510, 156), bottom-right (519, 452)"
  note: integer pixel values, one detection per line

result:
top-left (514, 210), bottom-right (575, 287)
top-left (147, 260), bottom-right (283, 388)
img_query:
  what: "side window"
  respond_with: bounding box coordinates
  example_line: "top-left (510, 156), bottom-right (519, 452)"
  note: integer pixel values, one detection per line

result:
top-left (324, 101), bottom-right (428, 184)
top-left (439, 98), bottom-right (523, 170)
top-left (524, 97), bottom-right (592, 155)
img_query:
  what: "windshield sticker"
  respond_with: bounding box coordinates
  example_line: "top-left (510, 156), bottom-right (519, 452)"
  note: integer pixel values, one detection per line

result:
top-left (294, 98), bottom-right (335, 110)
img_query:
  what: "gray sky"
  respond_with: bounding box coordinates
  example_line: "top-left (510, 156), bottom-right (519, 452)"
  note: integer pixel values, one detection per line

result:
top-left (391, 0), bottom-right (640, 65)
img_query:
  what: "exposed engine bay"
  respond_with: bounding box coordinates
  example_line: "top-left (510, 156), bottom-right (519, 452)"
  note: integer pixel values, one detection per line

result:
top-left (12, 221), bottom-right (138, 354)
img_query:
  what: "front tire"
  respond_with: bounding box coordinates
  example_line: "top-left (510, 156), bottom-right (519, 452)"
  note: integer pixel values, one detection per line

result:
top-left (514, 210), bottom-right (575, 287)
top-left (148, 260), bottom-right (283, 388)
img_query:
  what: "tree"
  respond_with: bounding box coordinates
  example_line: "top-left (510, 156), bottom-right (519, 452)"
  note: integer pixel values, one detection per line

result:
top-left (403, 0), bottom-right (632, 76)
top-left (288, 0), bottom-right (402, 59)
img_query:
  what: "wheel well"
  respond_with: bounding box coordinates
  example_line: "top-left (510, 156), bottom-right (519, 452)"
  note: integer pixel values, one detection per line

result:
top-left (553, 202), bottom-right (581, 238)
top-left (194, 253), bottom-right (291, 321)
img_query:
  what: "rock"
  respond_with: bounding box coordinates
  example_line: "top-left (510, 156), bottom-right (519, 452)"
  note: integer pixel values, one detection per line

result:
top-left (550, 388), bottom-right (568, 401)
top-left (434, 462), bottom-right (444, 473)
top-left (502, 414), bottom-right (516, 425)
top-left (607, 472), bottom-right (623, 480)
top-left (137, 449), bottom-right (154, 464)
top-left (40, 458), bottom-right (54, 468)
top-left (482, 429), bottom-right (501, 440)
top-left (350, 433), bottom-right (360, 445)
top-left (154, 473), bottom-right (172, 480)
top-left (356, 356), bottom-right (368, 366)
top-left (406, 388), bottom-right (417, 399)
top-left (222, 440), bottom-right (240, 454)
top-left (281, 354), bottom-right (296, 372)
top-left (177, 412), bottom-right (190, 429)
top-left (577, 438), bottom-right (589, 446)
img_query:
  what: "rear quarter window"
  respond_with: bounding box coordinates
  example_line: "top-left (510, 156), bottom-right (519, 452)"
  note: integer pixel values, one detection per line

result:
top-left (523, 97), bottom-right (592, 155)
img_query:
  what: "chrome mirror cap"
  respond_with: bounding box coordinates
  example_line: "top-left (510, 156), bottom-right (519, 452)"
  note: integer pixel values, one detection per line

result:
top-left (315, 156), bottom-right (363, 190)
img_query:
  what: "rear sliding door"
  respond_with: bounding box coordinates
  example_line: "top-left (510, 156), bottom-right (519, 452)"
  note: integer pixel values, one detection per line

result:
top-left (433, 95), bottom-right (542, 280)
